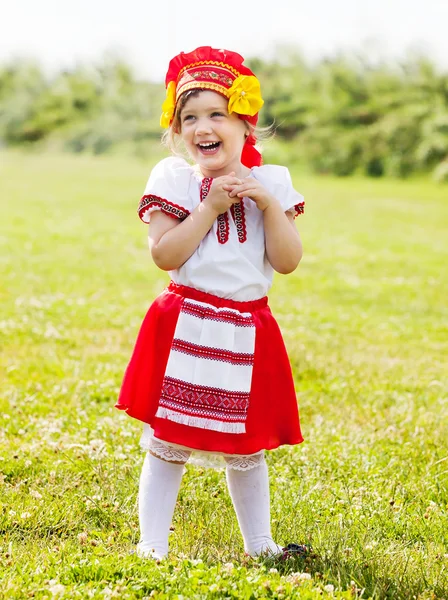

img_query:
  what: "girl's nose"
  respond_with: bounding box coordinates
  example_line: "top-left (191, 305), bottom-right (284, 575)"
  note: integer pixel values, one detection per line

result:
top-left (195, 118), bottom-right (213, 135)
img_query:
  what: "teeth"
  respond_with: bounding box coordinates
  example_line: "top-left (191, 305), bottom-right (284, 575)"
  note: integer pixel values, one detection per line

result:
top-left (199, 142), bottom-right (219, 147)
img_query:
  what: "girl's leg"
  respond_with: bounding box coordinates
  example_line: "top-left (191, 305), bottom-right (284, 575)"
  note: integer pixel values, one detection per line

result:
top-left (225, 455), bottom-right (283, 556)
top-left (137, 450), bottom-right (190, 559)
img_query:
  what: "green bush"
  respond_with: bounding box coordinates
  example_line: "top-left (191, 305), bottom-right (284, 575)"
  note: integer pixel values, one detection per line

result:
top-left (0, 51), bottom-right (447, 179)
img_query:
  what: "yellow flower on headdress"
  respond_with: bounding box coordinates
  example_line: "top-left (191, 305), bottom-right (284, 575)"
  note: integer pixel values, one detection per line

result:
top-left (228, 75), bottom-right (264, 117)
top-left (160, 81), bottom-right (177, 128)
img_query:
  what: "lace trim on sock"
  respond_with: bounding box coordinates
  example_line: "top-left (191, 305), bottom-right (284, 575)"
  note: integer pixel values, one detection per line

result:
top-left (224, 452), bottom-right (265, 471)
top-left (149, 438), bottom-right (191, 464)
top-left (144, 426), bottom-right (265, 470)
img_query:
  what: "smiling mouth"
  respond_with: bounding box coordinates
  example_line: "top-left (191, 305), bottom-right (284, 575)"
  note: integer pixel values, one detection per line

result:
top-left (197, 141), bottom-right (221, 154)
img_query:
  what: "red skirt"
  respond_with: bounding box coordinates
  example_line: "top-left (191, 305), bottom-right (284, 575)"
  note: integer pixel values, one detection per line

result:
top-left (115, 282), bottom-right (303, 455)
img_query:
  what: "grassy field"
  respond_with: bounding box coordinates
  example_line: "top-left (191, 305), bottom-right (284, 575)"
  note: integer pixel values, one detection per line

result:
top-left (0, 151), bottom-right (447, 599)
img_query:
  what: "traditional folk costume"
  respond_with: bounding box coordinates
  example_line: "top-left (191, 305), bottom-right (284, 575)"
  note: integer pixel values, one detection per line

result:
top-left (115, 47), bottom-right (306, 559)
top-left (116, 156), bottom-right (305, 465)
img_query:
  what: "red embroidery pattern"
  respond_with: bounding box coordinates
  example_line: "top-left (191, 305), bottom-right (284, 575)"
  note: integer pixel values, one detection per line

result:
top-left (191, 70), bottom-right (234, 87)
top-left (200, 177), bottom-right (230, 244)
top-left (216, 213), bottom-right (230, 244)
top-left (181, 302), bottom-right (254, 327)
top-left (200, 177), bottom-right (213, 201)
top-left (138, 195), bottom-right (190, 222)
top-left (294, 202), bottom-right (305, 217)
top-left (231, 201), bottom-right (247, 243)
top-left (178, 60), bottom-right (240, 79)
top-left (160, 376), bottom-right (250, 423)
top-left (176, 62), bottom-right (240, 98)
top-left (171, 339), bottom-right (254, 366)
top-left (157, 298), bottom-right (256, 432)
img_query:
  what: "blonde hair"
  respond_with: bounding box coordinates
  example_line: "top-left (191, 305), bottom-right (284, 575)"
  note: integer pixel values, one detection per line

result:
top-left (161, 88), bottom-right (274, 159)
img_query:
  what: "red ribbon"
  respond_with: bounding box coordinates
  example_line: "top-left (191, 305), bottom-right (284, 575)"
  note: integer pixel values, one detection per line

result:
top-left (241, 135), bottom-right (262, 168)
top-left (239, 115), bottom-right (262, 168)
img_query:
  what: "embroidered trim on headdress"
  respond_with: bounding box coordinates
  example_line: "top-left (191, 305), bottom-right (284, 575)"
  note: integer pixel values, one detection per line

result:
top-left (178, 60), bottom-right (241, 79)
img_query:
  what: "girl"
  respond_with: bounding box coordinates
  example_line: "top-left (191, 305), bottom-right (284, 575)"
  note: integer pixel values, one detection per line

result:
top-left (116, 46), bottom-right (305, 560)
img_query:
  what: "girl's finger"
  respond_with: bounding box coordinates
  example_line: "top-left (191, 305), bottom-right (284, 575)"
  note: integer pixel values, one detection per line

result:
top-left (238, 188), bottom-right (257, 198)
top-left (234, 184), bottom-right (255, 193)
top-left (217, 173), bottom-right (240, 186)
top-left (228, 183), bottom-right (249, 197)
top-left (225, 182), bottom-right (241, 192)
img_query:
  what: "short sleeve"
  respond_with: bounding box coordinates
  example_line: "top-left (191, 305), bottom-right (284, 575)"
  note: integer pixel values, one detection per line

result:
top-left (137, 157), bottom-right (195, 223)
top-left (252, 165), bottom-right (305, 218)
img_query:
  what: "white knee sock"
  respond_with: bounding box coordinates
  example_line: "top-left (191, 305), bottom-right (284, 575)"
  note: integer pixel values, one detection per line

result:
top-left (226, 460), bottom-right (283, 556)
top-left (137, 452), bottom-right (185, 559)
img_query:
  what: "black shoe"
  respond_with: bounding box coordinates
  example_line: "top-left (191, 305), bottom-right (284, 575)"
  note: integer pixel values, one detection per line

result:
top-left (281, 543), bottom-right (314, 559)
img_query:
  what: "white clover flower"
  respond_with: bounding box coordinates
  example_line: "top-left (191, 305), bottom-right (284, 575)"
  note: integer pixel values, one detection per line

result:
top-left (223, 562), bottom-right (234, 574)
top-left (48, 582), bottom-right (65, 596)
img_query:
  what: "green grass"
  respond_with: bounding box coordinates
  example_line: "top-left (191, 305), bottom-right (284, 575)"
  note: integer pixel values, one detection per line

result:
top-left (1, 151), bottom-right (447, 599)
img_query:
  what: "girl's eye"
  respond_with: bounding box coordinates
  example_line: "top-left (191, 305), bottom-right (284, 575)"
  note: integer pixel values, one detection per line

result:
top-left (211, 112), bottom-right (224, 118)
top-left (182, 115), bottom-right (195, 122)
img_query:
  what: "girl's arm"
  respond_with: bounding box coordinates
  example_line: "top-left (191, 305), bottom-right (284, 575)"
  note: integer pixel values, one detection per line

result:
top-left (229, 178), bottom-right (303, 274)
top-left (262, 202), bottom-right (302, 274)
top-left (149, 173), bottom-right (243, 271)
top-left (148, 203), bottom-right (218, 271)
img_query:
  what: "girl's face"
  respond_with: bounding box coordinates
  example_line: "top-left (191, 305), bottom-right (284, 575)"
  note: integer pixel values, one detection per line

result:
top-left (179, 90), bottom-right (248, 178)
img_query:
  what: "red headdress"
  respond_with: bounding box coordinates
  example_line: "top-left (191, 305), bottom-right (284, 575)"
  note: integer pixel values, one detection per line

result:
top-left (160, 46), bottom-right (264, 168)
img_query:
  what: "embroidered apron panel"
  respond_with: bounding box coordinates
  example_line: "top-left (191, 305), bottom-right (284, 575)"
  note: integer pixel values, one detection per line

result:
top-left (156, 298), bottom-right (256, 433)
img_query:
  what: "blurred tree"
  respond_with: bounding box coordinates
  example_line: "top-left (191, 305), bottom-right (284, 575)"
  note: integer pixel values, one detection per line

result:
top-left (0, 50), bottom-right (447, 178)
top-left (0, 60), bottom-right (46, 144)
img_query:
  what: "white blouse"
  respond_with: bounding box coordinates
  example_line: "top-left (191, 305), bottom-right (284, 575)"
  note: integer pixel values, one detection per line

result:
top-left (138, 157), bottom-right (304, 302)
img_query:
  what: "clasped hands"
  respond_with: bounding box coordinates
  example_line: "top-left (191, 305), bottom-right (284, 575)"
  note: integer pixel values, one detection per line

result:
top-left (204, 172), bottom-right (276, 215)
